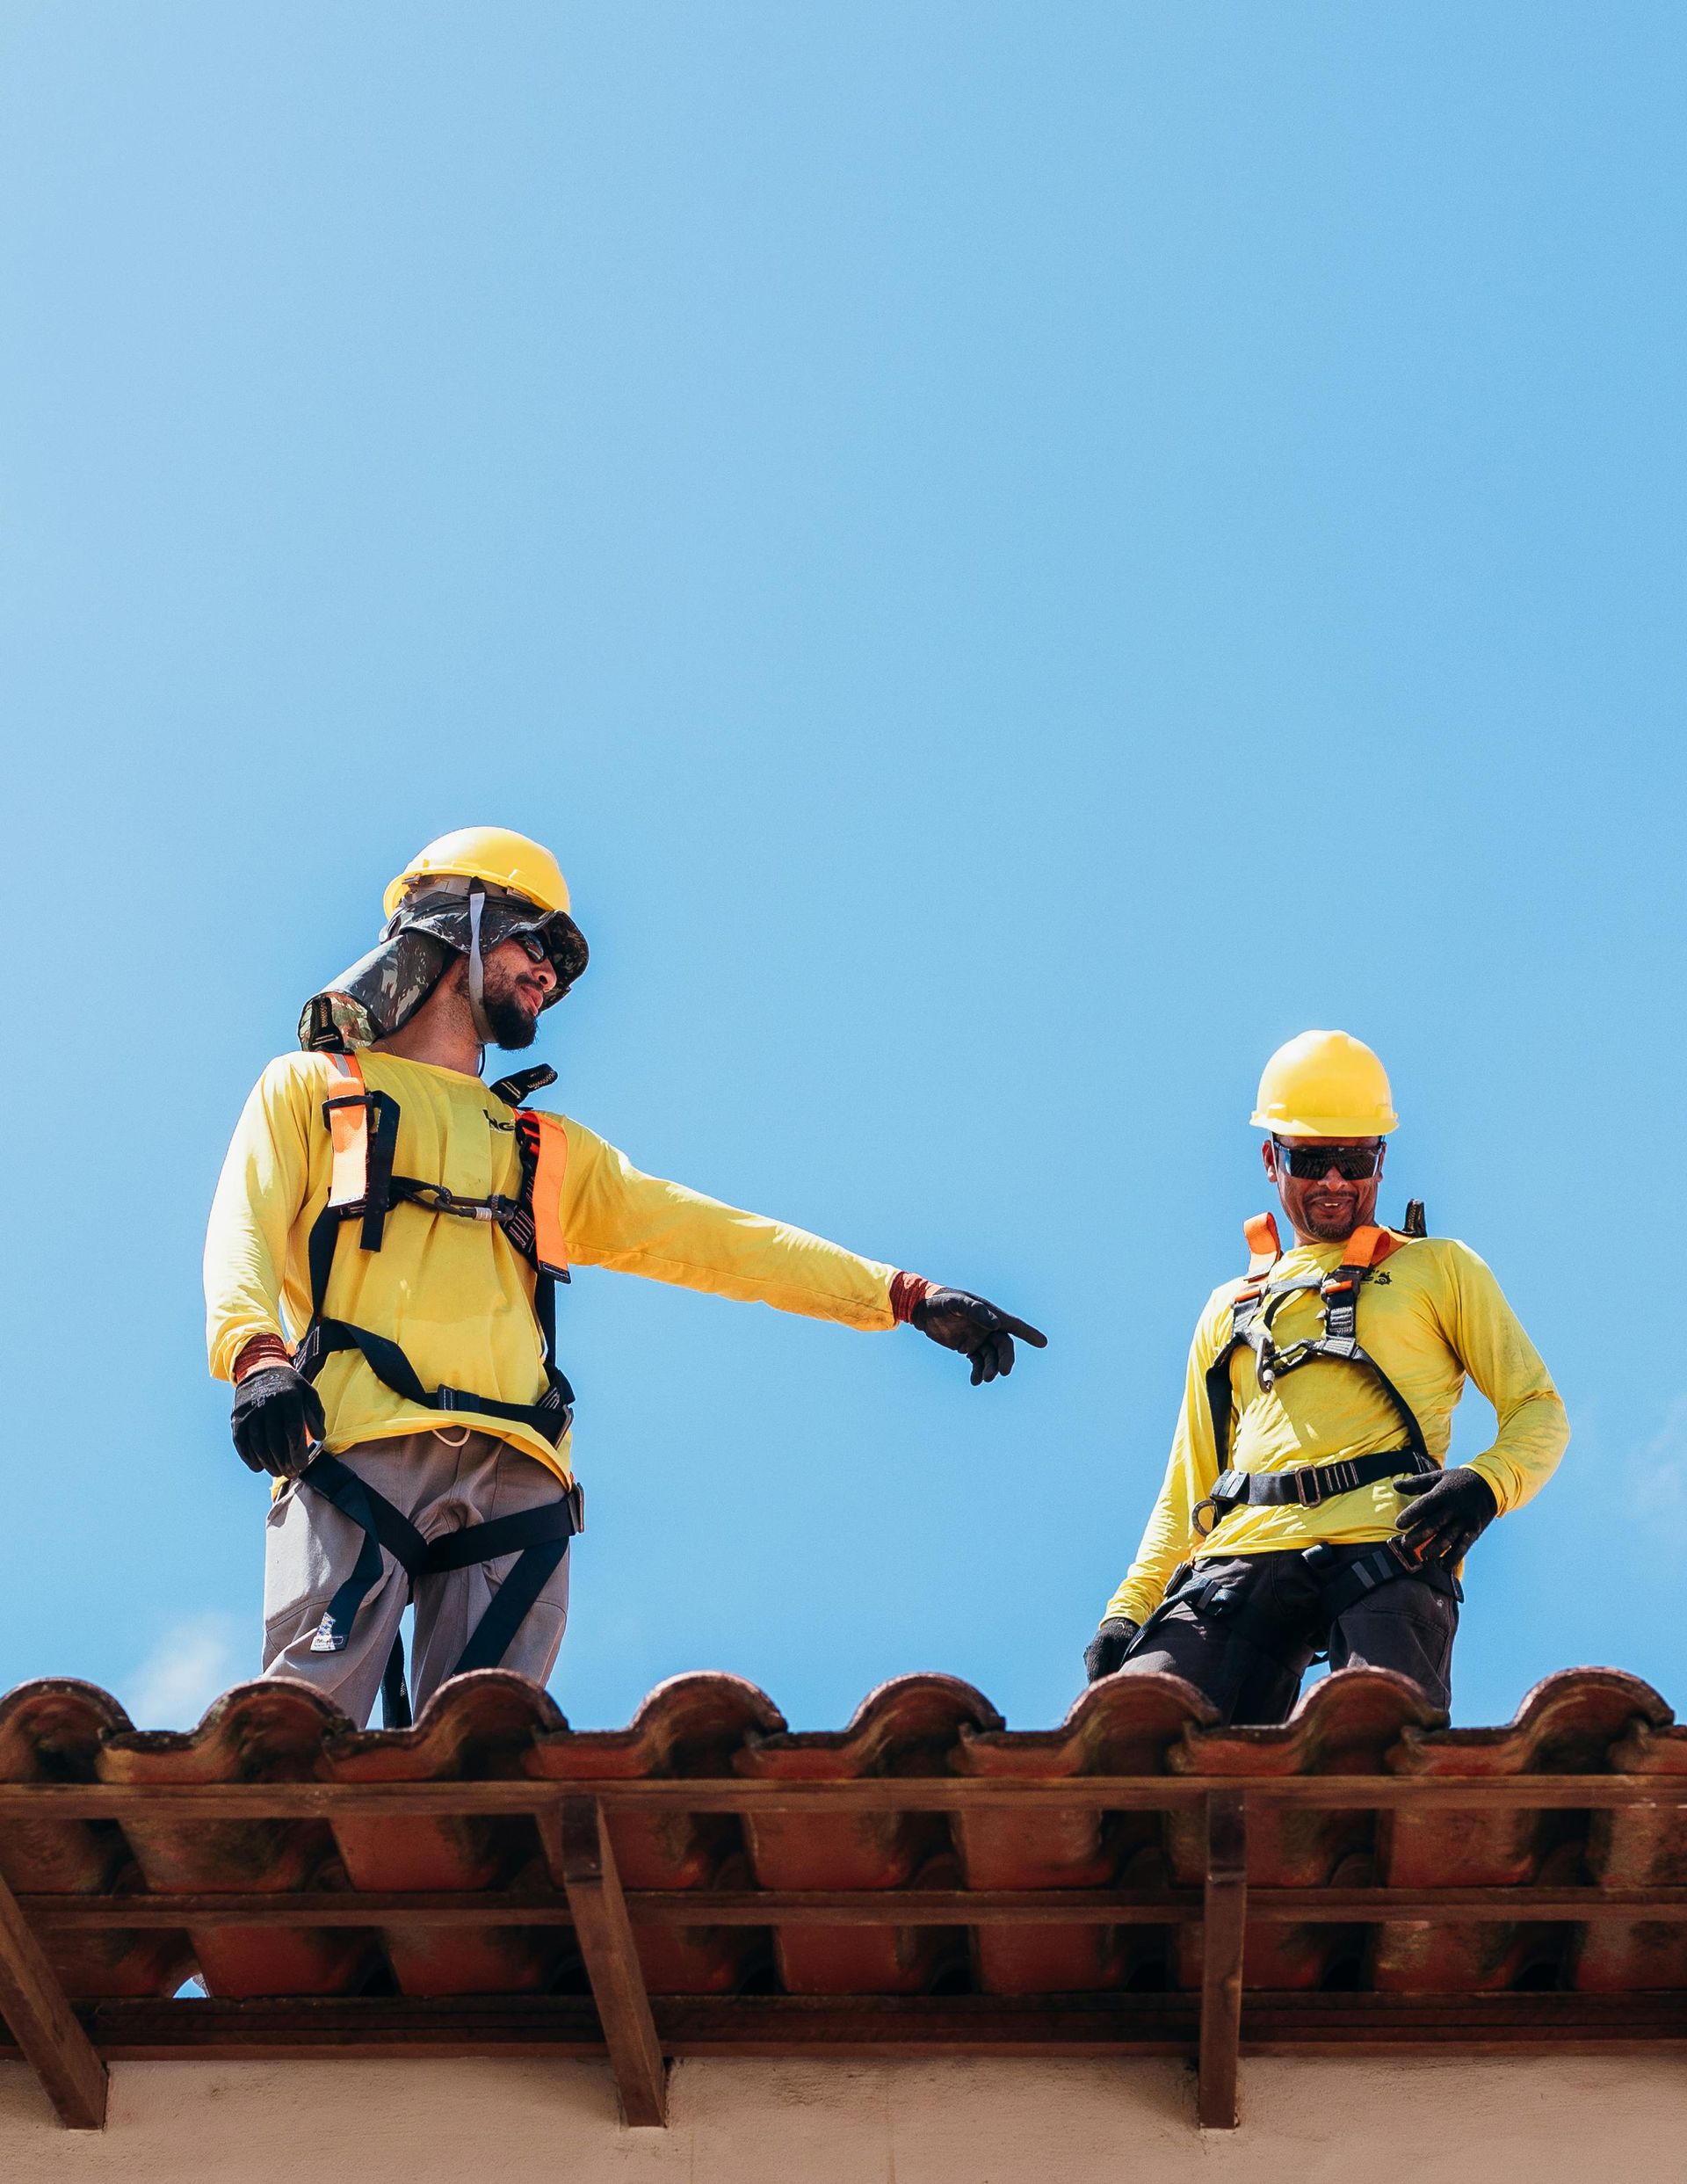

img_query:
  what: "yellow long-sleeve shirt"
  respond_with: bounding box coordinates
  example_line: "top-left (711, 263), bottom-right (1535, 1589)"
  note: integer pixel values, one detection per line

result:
top-left (205, 1051), bottom-right (897, 1483)
top-left (1103, 1234), bottom-right (1568, 1626)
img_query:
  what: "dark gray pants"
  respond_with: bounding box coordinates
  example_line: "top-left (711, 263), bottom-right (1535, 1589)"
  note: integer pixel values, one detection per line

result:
top-left (1118, 1549), bottom-right (1459, 1724)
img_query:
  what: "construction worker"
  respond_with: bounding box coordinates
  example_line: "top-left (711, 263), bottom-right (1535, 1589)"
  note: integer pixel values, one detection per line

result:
top-left (206, 828), bottom-right (1046, 1727)
top-left (1082, 1030), bottom-right (1566, 1723)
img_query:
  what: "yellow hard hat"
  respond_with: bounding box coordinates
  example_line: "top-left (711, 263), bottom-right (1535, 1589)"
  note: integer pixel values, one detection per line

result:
top-left (384, 827), bottom-right (573, 919)
top-left (1250, 1029), bottom-right (1399, 1138)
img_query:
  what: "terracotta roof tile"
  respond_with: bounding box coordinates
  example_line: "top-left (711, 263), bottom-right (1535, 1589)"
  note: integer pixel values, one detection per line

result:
top-left (0, 1663), bottom-right (1683, 2066)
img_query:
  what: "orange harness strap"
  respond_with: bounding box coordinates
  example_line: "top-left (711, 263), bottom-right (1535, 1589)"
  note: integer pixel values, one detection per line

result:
top-left (515, 1110), bottom-right (570, 1279)
top-left (322, 1052), bottom-right (373, 1210)
top-left (1333, 1223), bottom-right (1406, 1273)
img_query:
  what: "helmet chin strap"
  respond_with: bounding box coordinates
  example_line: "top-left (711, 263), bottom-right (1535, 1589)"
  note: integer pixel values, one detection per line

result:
top-left (465, 884), bottom-right (496, 1046)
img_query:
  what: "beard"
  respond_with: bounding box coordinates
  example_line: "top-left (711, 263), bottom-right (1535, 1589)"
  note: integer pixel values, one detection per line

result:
top-left (483, 992), bottom-right (539, 1049)
top-left (480, 970), bottom-right (543, 1050)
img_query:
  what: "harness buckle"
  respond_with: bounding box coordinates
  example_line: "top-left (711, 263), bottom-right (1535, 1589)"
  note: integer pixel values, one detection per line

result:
top-left (1297, 1457), bottom-right (1358, 1506)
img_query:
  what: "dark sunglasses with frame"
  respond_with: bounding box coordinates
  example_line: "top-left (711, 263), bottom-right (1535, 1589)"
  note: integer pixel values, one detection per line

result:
top-left (1271, 1137), bottom-right (1385, 1181)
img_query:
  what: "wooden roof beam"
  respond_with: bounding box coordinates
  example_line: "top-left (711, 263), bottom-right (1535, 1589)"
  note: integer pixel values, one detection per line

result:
top-left (1198, 1789), bottom-right (1247, 2131)
top-left (0, 1866), bottom-right (107, 2129)
top-left (545, 1796), bottom-right (668, 2128)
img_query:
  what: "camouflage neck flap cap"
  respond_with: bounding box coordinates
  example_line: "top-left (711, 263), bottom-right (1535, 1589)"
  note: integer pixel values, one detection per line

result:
top-left (298, 881), bottom-right (589, 1054)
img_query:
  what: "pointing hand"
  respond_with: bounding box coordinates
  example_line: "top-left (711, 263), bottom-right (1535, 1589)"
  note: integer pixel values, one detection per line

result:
top-left (908, 1287), bottom-right (1048, 1386)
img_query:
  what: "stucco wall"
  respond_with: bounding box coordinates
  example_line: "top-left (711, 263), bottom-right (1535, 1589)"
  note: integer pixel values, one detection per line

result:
top-left (0, 2052), bottom-right (1681, 2181)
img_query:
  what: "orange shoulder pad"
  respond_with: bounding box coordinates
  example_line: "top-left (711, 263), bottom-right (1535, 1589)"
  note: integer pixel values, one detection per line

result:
top-left (520, 1109), bottom-right (571, 1277)
top-left (322, 1052), bottom-right (370, 1209)
top-left (1242, 1212), bottom-right (1282, 1277)
top-left (1339, 1223), bottom-right (1408, 1271)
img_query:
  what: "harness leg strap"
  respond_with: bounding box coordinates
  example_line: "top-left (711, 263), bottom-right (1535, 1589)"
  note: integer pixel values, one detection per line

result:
top-left (380, 1629), bottom-right (413, 1731)
top-left (301, 1453), bottom-right (430, 1654)
top-left (297, 1452), bottom-right (579, 1696)
top-left (448, 1534), bottom-right (571, 1674)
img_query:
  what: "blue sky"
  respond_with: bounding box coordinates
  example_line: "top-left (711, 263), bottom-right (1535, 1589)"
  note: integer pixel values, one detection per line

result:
top-left (2, 4), bottom-right (1683, 1731)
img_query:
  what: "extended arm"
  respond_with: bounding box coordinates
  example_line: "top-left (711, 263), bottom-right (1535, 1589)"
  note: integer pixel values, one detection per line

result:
top-left (559, 1124), bottom-right (1045, 1378)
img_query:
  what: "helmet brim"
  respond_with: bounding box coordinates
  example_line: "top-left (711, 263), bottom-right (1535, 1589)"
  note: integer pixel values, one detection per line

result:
top-left (1251, 1111), bottom-right (1399, 1138)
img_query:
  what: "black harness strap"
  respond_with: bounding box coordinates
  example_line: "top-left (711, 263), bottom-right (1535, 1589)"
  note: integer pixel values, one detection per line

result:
top-left (1193, 1445), bottom-right (1428, 1535)
top-left (1308, 1537), bottom-right (1459, 1620)
top-left (294, 1314), bottom-right (573, 1438)
top-left (381, 1629), bottom-right (414, 1731)
top-left (1121, 1535), bottom-right (1459, 1667)
top-left (301, 1450), bottom-right (583, 1717)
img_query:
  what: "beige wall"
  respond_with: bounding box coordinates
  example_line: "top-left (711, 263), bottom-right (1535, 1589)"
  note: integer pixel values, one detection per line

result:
top-left (1, 2052), bottom-right (1682, 2181)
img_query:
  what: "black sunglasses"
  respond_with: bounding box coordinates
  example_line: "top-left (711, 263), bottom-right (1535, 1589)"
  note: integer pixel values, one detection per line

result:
top-left (1273, 1139), bottom-right (1384, 1181)
top-left (512, 932), bottom-right (552, 965)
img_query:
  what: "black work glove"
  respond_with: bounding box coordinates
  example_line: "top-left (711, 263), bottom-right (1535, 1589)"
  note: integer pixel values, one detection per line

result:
top-left (909, 1288), bottom-right (1048, 1385)
top-left (1084, 1617), bottom-right (1140, 1682)
top-left (230, 1366), bottom-right (325, 1479)
top-left (1394, 1466), bottom-right (1498, 1566)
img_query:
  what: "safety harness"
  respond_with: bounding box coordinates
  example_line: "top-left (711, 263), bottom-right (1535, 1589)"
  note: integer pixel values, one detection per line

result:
top-left (1119, 1204), bottom-right (1459, 1670)
top-left (291, 1054), bottom-right (583, 1724)
top-left (1191, 1208), bottom-right (1435, 1535)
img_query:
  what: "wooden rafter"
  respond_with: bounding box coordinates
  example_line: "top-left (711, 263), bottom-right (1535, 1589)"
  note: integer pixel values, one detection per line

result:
top-left (0, 1774), bottom-right (1681, 1818)
top-left (1198, 1790), bottom-right (1248, 2130)
top-left (20, 1882), bottom-right (1687, 1929)
top-left (0, 1867), bottom-right (107, 2130)
top-left (4, 1987), bottom-right (1683, 2065)
top-left (543, 1796), bottom-right (668, 2127)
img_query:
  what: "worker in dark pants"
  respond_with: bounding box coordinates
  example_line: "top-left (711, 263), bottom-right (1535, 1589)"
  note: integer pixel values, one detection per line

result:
top-left (1082, 1030), bottom-right (1567, 1723)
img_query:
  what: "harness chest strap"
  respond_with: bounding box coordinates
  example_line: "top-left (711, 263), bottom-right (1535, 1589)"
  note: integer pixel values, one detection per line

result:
top-left (1196, 1215), bottom-right (1434, 1535)
top-left (298, 1052), bottom-right (575, 1440)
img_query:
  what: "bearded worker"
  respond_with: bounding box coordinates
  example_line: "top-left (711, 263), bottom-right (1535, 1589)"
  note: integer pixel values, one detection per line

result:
top-left (1082, 1030), bottom-right (1565, 1723)
top-left (206, 828), bottom-right (1046, 1728)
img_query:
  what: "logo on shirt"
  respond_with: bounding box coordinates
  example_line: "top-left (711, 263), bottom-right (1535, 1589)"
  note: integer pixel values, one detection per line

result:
top-left (484, 1113), bottom-right (516, 1133)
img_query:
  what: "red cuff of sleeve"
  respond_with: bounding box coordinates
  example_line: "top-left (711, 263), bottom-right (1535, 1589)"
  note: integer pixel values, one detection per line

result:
top-left (890, 1272), bottom-right (937, 1325)
top-left (233, 1334), bottom-right (292, 1382)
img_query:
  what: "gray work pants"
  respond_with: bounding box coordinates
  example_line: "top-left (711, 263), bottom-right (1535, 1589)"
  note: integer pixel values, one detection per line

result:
top-left (1118, 1549), bottom-right (1459, 1725)
top-left (263, 1428), bottom-right (572, 1728)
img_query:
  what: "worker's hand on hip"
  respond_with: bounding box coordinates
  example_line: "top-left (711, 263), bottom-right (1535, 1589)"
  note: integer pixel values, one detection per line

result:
top-left (1393, 1466), bottom-right (1497, 1565)
top-left (1083, 1617), bottom-right (1140, 1682)
top-left (230, 1365), bottom-right (325, 1478)
top-left (909, 1288), bottom-right (1047, 1384)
